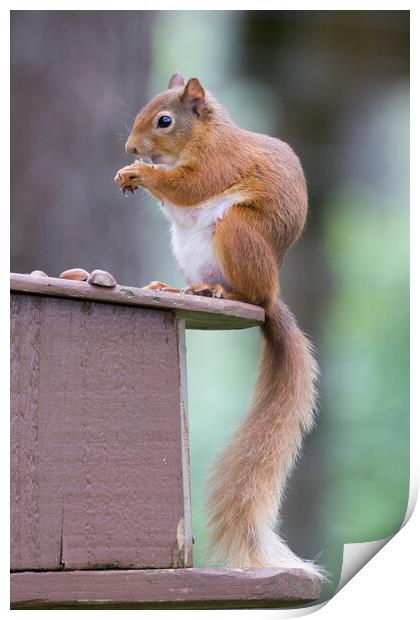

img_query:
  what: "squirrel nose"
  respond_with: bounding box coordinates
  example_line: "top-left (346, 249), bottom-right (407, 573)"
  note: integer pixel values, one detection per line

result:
top-left (125, 140), bottom-right (138, 155)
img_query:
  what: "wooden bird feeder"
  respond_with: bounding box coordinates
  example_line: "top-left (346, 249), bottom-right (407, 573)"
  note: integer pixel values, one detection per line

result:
top-left (10, 273), bottom-right (321, 609)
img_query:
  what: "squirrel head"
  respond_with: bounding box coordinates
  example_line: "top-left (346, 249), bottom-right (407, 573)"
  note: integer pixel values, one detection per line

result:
top-left (125, 73), bottom-right (209, 166)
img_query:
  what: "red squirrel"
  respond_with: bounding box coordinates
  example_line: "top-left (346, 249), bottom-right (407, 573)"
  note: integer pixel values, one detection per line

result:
top-left (115, 73), bottom-right (323, 580)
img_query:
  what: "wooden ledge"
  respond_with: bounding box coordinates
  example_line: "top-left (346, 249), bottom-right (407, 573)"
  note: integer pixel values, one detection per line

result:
top-left (10, 273), bottom-right (264, 331)
top-left (11, 568), bottom-right (321, 609)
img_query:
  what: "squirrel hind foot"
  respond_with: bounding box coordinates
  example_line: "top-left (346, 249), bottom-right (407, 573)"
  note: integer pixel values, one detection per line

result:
top-left (183, 282), bottom-right (226, 299)
top-left (142, 281), bottom-right (181, 293)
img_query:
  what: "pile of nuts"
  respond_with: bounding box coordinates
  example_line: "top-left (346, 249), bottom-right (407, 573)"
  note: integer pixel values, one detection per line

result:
top-left (29, 268), bottom-right (117, 288)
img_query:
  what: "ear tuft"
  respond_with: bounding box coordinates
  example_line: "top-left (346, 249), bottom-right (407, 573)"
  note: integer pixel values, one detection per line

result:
top-left (183, 77), bottom-right (205, 103)
top-left (168, 72), bottom-right (185, 89)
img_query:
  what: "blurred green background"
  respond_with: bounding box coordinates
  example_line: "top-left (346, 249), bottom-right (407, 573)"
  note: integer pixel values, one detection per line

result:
top-left (11, 10), bottom-right (409, 598)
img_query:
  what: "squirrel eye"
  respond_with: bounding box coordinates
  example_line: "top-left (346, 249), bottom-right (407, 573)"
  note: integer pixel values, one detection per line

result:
top-left (157, 115), bottom-right (172, 128)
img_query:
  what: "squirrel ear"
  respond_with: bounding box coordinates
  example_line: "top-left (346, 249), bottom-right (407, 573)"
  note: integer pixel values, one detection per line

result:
top-left (182, 78), bottom-right (205, 114)
top-left (168, 72), bottom-right (185, 89)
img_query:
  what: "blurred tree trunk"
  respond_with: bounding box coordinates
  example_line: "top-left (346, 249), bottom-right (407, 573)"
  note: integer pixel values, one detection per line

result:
top-left (11, 10), bottom-right (155, 283)
top-left (238, 10), bottom-right (409, 561)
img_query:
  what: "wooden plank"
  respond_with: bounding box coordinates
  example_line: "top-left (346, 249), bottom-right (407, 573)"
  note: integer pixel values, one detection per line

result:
top-left (10, 273), bottom-right (265, 331)
top-left (10, 568), bottom-right (322, 609)
top-left (176, 320), bottom-right (193, 568)
top-left (11, 293), bottom-right (192, 570)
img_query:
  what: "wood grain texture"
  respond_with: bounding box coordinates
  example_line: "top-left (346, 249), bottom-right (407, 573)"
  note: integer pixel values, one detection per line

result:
top-left (11, 568), bottom-right (321, 609)
top-left (11, 293), bottom-right (192, 570)
top-left (10, 273), bottom-right (265, 331)
top-left (176, 320), bottom-right (193, 567)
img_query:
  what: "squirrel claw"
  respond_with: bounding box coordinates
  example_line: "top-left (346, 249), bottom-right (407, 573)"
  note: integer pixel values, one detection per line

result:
top-left (121, 185), bottom-right (137, 196)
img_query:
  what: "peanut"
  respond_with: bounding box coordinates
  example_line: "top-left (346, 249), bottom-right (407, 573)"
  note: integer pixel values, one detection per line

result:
top-left (60, 268), bottom-right (90, 281)
top-left (87, 269), bottom-right (117, 288)
top-left (30, 270), bottom-right (48, 277)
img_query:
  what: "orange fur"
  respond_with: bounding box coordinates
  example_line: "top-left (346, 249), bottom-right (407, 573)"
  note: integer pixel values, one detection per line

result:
top-left (115, 75), bottom-right (324, 580)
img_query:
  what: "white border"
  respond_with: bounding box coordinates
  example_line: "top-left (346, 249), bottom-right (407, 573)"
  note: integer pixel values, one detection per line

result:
top-left (3, 4), bottom-right (416, 619)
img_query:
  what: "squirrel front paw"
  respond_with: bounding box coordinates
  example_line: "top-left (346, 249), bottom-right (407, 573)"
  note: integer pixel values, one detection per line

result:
top-left (114, 163), bottom-right (146, 193)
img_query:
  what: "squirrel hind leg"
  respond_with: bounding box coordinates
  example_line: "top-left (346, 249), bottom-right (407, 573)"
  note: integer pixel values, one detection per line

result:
top-left (183, 282), bottom-right (254, 303)
top-left (182, 282), bottom-right (227, 299)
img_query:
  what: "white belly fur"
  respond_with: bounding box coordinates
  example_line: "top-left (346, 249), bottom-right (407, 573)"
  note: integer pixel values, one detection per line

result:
top-left (161, 193), bottom-right (242, 287)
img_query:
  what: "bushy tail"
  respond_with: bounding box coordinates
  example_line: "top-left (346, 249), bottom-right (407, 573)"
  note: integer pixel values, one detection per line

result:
top-left (206, 299), bottom-right (324, 580)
